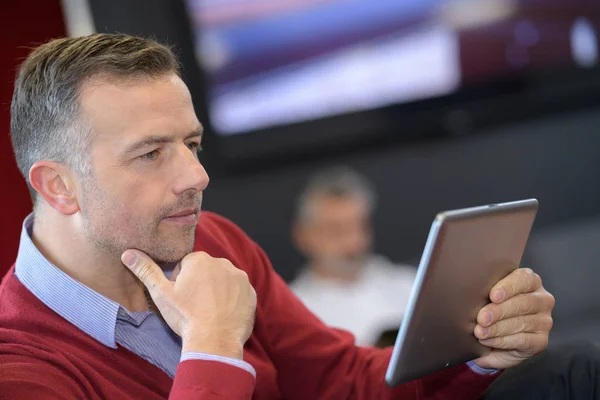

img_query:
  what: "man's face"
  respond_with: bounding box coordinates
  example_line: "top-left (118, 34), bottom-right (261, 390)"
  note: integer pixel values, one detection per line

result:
top-left (76, 74), bottom-right (209, 263)
top-left (295, 195), bottom-right (372, 273)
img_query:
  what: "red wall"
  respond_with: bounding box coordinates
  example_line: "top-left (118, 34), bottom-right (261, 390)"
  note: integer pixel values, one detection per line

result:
top-left (0, 2), bottom-right (66, 274)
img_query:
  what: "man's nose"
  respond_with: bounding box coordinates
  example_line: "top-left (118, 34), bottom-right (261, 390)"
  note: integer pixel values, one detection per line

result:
top-left (172, 146), bottom-right (209, 195)
top-left (342, 231), bottom-right (365, 254)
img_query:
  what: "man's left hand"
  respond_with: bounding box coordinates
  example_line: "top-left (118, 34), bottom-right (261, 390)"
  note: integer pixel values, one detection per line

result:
top-left (473, 268), bottom-right (555, 370)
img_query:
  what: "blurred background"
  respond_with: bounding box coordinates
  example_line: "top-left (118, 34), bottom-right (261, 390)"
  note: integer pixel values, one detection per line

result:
top-left (1, 0), bottom-right (600, 346)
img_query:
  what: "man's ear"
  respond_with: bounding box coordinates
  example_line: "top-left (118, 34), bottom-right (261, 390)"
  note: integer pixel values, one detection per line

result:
top-left (292, 222), bottom-right (310, 257)
top-left (29, 161), bottom-right (80, 215)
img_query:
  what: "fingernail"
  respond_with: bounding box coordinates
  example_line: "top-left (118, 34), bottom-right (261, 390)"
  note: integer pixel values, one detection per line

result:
top-left (484, 311), bottom-right (493, 325)
top-left (480, 338), bottom-right (493, 345)
top-left (494, 290), bottom-right (505, 302)
top-left (121, 251), bottom-right (137, 267)
top-left (481, 327), bottom-right (490, 337)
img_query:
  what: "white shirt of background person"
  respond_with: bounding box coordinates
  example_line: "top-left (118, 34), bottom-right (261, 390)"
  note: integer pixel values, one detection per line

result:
top-left (291, 254), bottom-right (416, 346)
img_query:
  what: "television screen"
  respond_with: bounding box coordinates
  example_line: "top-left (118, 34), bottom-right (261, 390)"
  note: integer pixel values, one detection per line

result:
top-left (185, 0), bottom-right (600, 136)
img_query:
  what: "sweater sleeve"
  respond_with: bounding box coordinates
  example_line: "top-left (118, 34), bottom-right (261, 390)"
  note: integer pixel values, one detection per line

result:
top-left (245, 239), bottom-right (500, 399)
top-left (169, 359), bottom-right (255, 399)
top-left (0, 354), bottom-right (256, 400)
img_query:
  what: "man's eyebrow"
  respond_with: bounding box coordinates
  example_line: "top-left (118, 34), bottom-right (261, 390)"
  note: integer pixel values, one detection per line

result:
top-left (122, 128), bottom-right (203, 156)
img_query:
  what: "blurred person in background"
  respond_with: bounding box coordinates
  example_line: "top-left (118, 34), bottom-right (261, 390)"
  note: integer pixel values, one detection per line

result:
top-left (290, 166), bottom-right (416, 347)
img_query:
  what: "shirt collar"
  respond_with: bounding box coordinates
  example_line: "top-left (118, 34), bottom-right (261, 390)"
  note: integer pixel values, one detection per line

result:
top-left (15, 213), bottom-right (120, 348)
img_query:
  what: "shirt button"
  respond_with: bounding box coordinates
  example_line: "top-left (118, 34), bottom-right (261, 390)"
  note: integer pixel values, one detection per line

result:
top-left (118, 309), bottom-right (128, 317)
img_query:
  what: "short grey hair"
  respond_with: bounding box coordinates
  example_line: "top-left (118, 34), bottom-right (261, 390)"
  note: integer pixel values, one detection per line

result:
top-left (295, 166), bottom-right (377, 223)
top-left (10, 33), bottom-right (180, 204)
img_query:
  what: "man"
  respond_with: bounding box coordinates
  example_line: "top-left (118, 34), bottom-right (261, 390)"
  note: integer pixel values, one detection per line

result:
top-left (290, 166), bottom-right (416, 347)
top-left (0, 33), bottom-right (554, 399)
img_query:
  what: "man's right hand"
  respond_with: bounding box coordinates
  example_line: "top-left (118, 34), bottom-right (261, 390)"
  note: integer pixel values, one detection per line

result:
top-left (121, 250), bottom-right (257, 360)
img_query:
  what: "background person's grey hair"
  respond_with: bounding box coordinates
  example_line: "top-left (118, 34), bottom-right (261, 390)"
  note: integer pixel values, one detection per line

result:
top-left (10, 33), bottom-right (180, 206)
top-left (295, 166), bottom-right (377, 223)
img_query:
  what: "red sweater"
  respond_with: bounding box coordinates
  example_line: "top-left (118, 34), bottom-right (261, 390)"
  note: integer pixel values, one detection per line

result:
top-left (0, 212), bottom-right (498, 399)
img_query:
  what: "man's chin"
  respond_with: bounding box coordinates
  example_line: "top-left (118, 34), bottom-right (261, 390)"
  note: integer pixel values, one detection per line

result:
top-left (147, 242), bottom-right (194, 263)
top-left (324, 257), bottom-right (366, 274)
top-left (134, 240), bottom-right (194, 265)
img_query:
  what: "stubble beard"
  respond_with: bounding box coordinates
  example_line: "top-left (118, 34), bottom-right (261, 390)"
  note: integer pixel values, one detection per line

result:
top-left (80, 180), bottom-right (202, 264)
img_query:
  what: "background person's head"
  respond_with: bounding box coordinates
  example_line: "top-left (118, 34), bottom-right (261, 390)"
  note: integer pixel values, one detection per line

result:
top-left (292, 166), bottom-right (376, 281)
top-left (10, 33), bottom-right (209, 264)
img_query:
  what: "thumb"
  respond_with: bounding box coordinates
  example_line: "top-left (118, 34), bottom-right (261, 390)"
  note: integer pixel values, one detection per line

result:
top-left (121, 249), bottom-right (171, 299)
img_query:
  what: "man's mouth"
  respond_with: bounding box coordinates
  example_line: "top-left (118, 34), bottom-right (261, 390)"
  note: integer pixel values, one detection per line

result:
top-left (163, 208), bottom-right (199, 225)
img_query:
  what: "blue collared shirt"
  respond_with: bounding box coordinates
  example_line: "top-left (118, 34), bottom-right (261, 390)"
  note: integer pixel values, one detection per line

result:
top-left (14, 214), bottom-right (255, 379)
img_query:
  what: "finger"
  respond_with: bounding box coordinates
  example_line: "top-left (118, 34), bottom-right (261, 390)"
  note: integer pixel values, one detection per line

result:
top-left (479, 332), bottom-right (548, 356)
top-left (477, 291), bottom-right (554, 327)
top-left (474, 314), bottom-right (553, 340)
top-left (489, 268), bottom-right (542, 304)
top-left (121, 249), bottom-right (171, 298)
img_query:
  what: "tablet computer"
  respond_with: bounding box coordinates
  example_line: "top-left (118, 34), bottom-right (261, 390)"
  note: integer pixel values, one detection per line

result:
top-left (385, 199), bottom-right (539, 386)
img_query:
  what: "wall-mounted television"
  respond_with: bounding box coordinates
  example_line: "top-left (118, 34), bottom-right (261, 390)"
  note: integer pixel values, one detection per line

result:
top-left (89, 0), bottom-right (600, 169)
top-left (186, 0), bottom-right (600, 139)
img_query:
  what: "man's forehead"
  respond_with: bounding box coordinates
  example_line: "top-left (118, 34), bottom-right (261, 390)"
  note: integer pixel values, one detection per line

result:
top-left (314, 193), bottom-right (366, 207)
top-left (80, 74), bottom-right (190, 110)
top-left (79, 74), bottom-right (199, 138)
top-left (310, 194), bottom-right (368, 220)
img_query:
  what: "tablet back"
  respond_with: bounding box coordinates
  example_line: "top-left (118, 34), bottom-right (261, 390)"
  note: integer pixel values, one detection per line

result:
top-left (385, 199), bottom-right (539, 386)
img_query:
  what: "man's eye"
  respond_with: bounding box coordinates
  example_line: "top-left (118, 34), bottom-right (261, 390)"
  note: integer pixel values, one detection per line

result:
top-left (187, 142), bottom-right (202, 152)
top-left (141, 149), bottom-right (160, 161)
